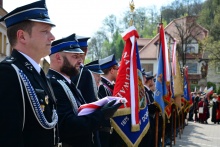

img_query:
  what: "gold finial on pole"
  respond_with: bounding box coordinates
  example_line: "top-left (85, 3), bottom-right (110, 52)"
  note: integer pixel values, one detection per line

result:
top-left (129, 0), bottom-right (135, 26)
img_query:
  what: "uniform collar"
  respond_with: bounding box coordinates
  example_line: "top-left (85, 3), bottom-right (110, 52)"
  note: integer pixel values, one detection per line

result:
top-left (144, 85), bottom-right (150, 91)
top-left (101, 76), bottom-right (113, 84)
top-left (19, 51), bottom-right (41, 74)
top-left (49, 68), bottom-right (71, 84)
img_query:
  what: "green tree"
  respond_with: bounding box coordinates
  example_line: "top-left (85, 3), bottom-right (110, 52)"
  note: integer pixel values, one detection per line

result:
top-left (121, 7), bottom-right (159, 38)
top-left (173, 16), bottom-right (203, 67)
top-left (197, 0), bottom-right (220, 64)
top-left (161, 0), bottom-right (203, 23)
top-left (88, 30), bottom-right (109, 60)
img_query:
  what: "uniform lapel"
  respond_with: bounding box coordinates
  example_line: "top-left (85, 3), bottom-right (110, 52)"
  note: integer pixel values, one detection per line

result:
top-left (11, 50), bottom-right (55, 104)
top-left (47, 69), bottom-right (86, 105)
top-left (70, 82), bottom-right (86, 104)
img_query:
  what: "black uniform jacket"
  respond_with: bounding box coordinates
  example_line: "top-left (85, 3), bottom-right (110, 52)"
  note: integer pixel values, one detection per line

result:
top-left (47, 69), bottom-right (105, 147)
top-left (98, 77), bottom-right (114, 99)
top-left (144, 86), bottom-right (156, 114)
top-left (0, 50), bottom-right (56, 147)
top-left (71, 67), bottom-right (98, 103)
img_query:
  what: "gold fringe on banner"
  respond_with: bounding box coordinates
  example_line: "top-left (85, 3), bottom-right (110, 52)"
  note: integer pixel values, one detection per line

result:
top-left (173, 53), bottom-right (183, 113)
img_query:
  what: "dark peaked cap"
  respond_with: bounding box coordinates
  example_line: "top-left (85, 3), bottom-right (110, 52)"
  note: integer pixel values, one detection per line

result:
top-left (145, 71), bottom-right (154, 79)
top-left (85, 60), bottom-right (104, 74)
top-left (99, 54), bottom-right (118, 70)
top-left (141, 68), bottom-right (146, 76)
top-left (50, 33), bottom-right (84, 55)
top-left (76, 35), bottom-right (90, 47)
top-left (0, 0), bottom-right (55, 28)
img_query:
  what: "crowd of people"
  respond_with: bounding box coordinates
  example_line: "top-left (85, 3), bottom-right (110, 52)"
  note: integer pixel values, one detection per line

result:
top-left (188, 92), bottom-right (220, 125)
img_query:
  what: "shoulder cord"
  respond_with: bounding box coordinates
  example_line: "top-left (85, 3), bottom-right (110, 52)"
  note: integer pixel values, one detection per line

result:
top-left (103, 84), bottom-right (113, 96)
top-left (145, 90), bottom-right (152, 105)
top-left (12, 64), bottom-right (25, 131)
top-left (11, 64), bottom-right (58, 129)
top-left (57, 80), bottom-right (78, 115)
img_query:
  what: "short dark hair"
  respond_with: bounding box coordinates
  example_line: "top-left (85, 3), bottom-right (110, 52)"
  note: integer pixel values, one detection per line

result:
top-left (102, 65), bottom-right (118, 75)
top-left (7, 20), bottom-right (34, 47)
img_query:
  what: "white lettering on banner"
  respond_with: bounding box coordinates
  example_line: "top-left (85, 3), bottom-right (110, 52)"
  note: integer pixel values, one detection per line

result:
top-left (125, 67), bottom-right (130, 80)
top-left (155, 88), bottom-right (161, 96)
top-left (123, 52), bottom-right (130, 65)
top-left (141, 110), bottom-right (149, 122)
top-left (121, 116), bottom-right (129, 126)
top-left (119, 82), bottom-right (129, 94)
top-left (115, 92), bottom-right (124, 98)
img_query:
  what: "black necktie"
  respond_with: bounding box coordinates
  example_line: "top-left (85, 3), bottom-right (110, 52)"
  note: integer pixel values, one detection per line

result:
top-left (40, 69), bottom-right (47, 83)
top-left (40, 69), bottom-right (57, 103)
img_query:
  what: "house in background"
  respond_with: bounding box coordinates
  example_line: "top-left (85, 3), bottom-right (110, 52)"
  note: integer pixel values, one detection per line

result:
top-left (138, 28), bottom-right (175, 76)
top-left (0, 0), bottom-right (11, 62)
top-left (138, 16), bottom-right (219, 90)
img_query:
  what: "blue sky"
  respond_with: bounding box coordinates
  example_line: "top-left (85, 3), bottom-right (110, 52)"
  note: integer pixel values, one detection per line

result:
top-left (3, 0), bottom-right (173, 39)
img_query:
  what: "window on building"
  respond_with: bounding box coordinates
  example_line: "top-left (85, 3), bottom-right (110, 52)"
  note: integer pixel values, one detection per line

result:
top-left (186, 46), bottom-right (195, 53)
top-left (186, 63), bottom-right (197, 73)
top-left (141, 64), bottom-right (153, 73)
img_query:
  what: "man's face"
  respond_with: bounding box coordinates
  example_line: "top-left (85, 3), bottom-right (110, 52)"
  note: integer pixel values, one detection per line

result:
top-left (60, 53), bottom-right (83, 77)
top-left (149, 78), bottom-right (154, 87)
top-left (112, 65), bottom-right (119, 81)
top-left (26, 22), bottom-right (55, 58)
top-left (150, 79), bottom-right (156, 91)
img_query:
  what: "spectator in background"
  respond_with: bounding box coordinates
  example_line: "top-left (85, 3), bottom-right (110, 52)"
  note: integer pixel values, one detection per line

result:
top-left (211, 93), bottom-right (218, 124)
top-left (188, 92), bottom-right (195, 121)
top-left (198, 93), bottom-right (209, 124)
top-left (193, 92), bottom-right (200, 122)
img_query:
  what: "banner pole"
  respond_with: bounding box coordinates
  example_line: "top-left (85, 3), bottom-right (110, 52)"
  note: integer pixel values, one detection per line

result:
top-left (174, 106), bottom-right (176, 145)
top-left (178, 112), bottom-right (181, 139)
top-left (162, 113), bottom-right (165, 147)
top-left (182, 109), bottom-right (184, 134)
top-left (170, 106), bottom-right (173, 147)
top-left (155, 110), bottom-right (159, 147)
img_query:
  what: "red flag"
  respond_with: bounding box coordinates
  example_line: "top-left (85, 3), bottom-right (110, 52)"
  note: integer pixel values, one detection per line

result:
top-left (111, 26), bottom-right (150, 146)
top-left (113, 26), bottom-right (140, 129)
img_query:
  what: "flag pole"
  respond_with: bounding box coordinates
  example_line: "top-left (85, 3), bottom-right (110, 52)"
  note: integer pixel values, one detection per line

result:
top-left (170, 106), bottom-right (173, 147)
top-left (173, 105), bottom-right (176, 145)
top-left (155, 109), bottom-right (159, 147)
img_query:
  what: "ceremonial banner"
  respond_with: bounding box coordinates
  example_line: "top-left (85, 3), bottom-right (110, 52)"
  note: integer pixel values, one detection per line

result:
top-left (154, 24), bottom-right (172, 118)
top-left (112, 26), bottom-right (149, 147)
top-left (173, 53), bottom-right (183, 112)
top-left (183, 66), bottom-right (192, 112)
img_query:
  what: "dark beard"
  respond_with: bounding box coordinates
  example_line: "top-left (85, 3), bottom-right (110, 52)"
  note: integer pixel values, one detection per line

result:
top-left (60, 56), bottom-right (79, 77)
